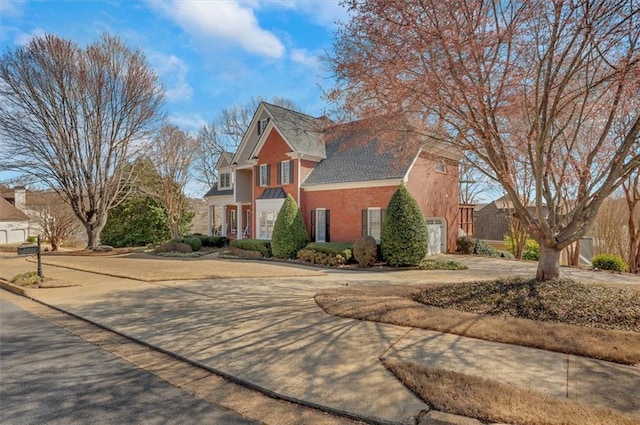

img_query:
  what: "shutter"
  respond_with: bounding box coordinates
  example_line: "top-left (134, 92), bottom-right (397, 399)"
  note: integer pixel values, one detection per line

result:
top-left (325, 210), bottom-right (330, 242)
top-left (311, 210), bottom-right (316, 240)
top-left (289, 160), bottom-right (294, 184)
top-left (277, 162), bottom-right (282, 185)
top-left (255, 166), bottom-right (260, 186)
top-left (361, 209), bottom-right (368, 236)
top-left (266, 164), bottom-right (271, 186)
top-left (381, 209), bottom-right (386, 226)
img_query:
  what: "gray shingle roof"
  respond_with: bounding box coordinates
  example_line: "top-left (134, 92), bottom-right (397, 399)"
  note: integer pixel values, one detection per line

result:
top-left (302, 122), bottom-right (420, 186)
top-left (203, 187), bottom-right (234, 197)
top-left (0, 197), bottom-right (28, 221)
top-left (257, 187), bottom-right (287, 199)
top-left (260, 103), bottom-right (327, 159)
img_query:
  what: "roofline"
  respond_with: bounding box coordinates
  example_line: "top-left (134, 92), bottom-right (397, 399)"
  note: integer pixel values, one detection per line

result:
top-left (301, 178), bottom-right (403, 192)
top-left (249, 123), bottom-right (295, 160)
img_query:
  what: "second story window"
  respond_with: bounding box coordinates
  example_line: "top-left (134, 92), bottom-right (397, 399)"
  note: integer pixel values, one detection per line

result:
top-left (279, 160), bottom-right (292, 185)
top-left (219, 172), bottom-right (231, 189)
top-left (259, 164), bottom-right (270, 187)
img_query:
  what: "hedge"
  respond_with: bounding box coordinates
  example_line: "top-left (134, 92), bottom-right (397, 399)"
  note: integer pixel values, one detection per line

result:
top-left (230, 239), bottom-right (272, 258)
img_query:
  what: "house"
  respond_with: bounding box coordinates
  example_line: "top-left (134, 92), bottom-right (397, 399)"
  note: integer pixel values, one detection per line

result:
top-left (204, 102), bottom-right (462, 254)
top-left (0, 186), bottom-right (84, 245)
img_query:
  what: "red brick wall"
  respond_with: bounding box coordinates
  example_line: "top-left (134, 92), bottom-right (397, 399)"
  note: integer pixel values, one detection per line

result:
top-left (301, 185), bottom-right (397, 243)
top-left (253, 130), bottom-right (299, 203)
top-left (405, 152), bottom-right (460, 252)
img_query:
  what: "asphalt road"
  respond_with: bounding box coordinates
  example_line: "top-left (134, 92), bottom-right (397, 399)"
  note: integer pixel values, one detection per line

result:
top-left (0, 298), bottom-right (258, 425)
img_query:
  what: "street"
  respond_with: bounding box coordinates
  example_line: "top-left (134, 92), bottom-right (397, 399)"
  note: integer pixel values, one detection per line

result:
top-left (0, 297), bottom-right (258, 425)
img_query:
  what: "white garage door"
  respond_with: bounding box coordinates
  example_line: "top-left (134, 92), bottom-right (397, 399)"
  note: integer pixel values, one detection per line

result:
top-left (7, 228), bottom-right (26, 244)
top-left (426, 218), bottom-right (446, 256)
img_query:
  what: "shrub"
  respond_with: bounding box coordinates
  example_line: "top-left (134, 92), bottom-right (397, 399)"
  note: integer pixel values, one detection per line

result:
top-left (419, 259), bottom-right (468, 270)
top-left (296, 249), bottom-right (348, 267)
top-left (592, 254), bottom-right (627, 272)
top-left (271, 195), bottom-right (308, 259)
top-left (353, 235), bottom-right (378, 267)
top-left (522, 239), bottom-right (541, 261)
top-left (230, 239), bottom-right (272, 257)
top-left (303, 242), bottom-right (352, 261)
top-left (153, 241), bottom-right (192, 253)
top-left (456, 236), bottom-right (475, 254)
top-left (203, 236), bottom-right (229, 248)
top-left (26, 236), bottom-right (37, 243)
top-left (474, 239), bottom-right (501, 257)
top-left (381, 185), bottom-right (428, 267)
top-left (182, 237), bottom-right (202, 251)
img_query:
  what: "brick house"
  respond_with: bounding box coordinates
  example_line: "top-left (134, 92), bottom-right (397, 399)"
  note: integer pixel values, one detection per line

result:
top-left (204, 102), bottom-right (462, 254)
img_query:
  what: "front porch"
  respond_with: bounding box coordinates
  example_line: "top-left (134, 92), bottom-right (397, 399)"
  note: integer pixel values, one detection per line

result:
top-left (207, 203), bottom-right (252, 240)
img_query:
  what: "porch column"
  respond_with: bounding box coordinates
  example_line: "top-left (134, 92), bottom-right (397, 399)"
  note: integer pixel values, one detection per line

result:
top-left (221, 206), bottom-right (227, 237)
top-left (236, 202), bottom-right (243, 239)
top-left (207, 205), bottom-right (214, 236)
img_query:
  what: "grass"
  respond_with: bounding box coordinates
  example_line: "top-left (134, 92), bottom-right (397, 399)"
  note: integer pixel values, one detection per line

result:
top-left (383, 359), bottom-right (639, 425)
top-left (11, 271), bottom-right (41, 286)
top-left (315, 278), bottom-right (640, 364)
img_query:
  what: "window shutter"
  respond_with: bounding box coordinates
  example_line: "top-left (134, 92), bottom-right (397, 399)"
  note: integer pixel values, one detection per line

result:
top-left (277, 162), bottom-right (282, 185)
top-left (311, 210), bottom-right (316, 240)
top-left (266, 164), bottom-right (271, 186)
top-left (381, 209), bottom-right (386, 225)
top-left (289, 160), bottom-right (294, 183)
top-left (361, 209), bottom-right (368, 236)
top-left (325, 210), bottom-right (330, 242)
top-left (255, 166), bottom-right (260, 186)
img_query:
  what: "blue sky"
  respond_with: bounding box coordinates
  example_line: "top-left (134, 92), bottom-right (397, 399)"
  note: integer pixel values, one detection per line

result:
top-left (0, 0), bottom-right (347, 131)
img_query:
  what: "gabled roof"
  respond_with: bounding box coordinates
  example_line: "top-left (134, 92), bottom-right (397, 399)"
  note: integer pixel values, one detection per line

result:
top-left (302, 121), bottom-right (421, 186)
top-left (203, 187), bottom-right (234, 197)
top-left (217, 152), bottom-right (235, 169)
top-left (233, 102), bottom-right (328, 167)
top-left (0, 197), bottom-right (29, 221)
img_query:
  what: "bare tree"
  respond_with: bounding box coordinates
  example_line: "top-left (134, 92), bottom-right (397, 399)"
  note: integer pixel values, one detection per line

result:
top-left (591, 195), bottom-right (628, 258)
top-left (328, 0), bottom-right (640, 280)
top-left (149, 125), bottom-right (195, 239)
top-left (623, 170), bottom-right (640, 273)
top-left (32, 201), bottom-right (79, 251)
top-left (0, 33), bottom-right (164, 249)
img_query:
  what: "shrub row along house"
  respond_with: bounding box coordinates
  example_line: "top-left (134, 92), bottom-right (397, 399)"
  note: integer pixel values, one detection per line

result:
top-left (204, 102), bottom-right (462, 254)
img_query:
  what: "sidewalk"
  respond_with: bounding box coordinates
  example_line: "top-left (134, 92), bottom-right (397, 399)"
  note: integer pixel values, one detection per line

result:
top-left (1, 254), bottom-right (639, 424)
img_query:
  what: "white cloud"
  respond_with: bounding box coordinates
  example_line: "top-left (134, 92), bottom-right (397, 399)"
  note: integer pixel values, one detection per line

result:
top-left (167, 112), bottom-right (206, 132)
top-left (248, 0), bottom-right (349, 28)
top-left (0, 0), bottom-right (26, 19)
top-left (291, 48), bottom-right (320, 72)
top-left (149, 0), bottom-right (285, 58)
top-left (148, 52), bottom-right (193, 103)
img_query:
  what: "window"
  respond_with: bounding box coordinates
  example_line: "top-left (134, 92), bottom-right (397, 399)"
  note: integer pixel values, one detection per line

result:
top-left (259, 164), bottom-right (269, 187)
top-left (257, 118), bottom-right (269, 135)
top-left (219, 172), bottom-right (231, 189)
top-left (435, 159), bottom-right (447, 173)
top-left (279, 160), bottom-right (292, 185)
top-left (311, 209), bottom-right (330, 243)
top-left (259, 210), bottom-right (277, 239)
top-left (362, 208), bottom-right (384, 243)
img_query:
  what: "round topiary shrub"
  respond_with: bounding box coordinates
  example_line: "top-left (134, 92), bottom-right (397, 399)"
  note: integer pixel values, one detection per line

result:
top-left (271, 194), bottom-right (309, 259)
top-left (456, 236), bottom-right (475, 254)
top-left (182, 237), bottom-right (202, 251)
top-left (380, 185), bottom-right (428, 267)
top-left (592, 254), bottom-right (627, 272)
top-left (353, 235), bottom-right (378, 267)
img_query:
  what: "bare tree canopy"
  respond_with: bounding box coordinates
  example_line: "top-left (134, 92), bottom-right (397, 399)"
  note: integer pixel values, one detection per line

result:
top-left (0, 33), bottom-right (165, 249)
top-left (193, 96), bottom-right (299, 189)
top-left (328, 0), bottom-right (640, 280)
top-left (149, 125), bottom-right (196, 239)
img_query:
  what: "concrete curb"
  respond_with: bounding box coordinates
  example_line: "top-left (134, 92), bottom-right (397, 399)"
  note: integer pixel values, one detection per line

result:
top-left (0, 279), bottom-right (27, 296)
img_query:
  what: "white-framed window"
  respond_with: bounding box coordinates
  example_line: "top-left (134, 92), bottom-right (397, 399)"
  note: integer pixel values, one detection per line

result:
top-left (257, 118), bottom-right (269, 135)
top-left (219, 172), bottom-right (231, 189)
top-left (256, 198), bottom-right (285, 240)
top-left (259, 210), bottom-right (277, 239)
top-left (368, 208), bottom-right (382, 243)
top-left (435, 159), bottom-right (447, 173)
top-left (281, 160), bottom-right (291, 185)
top-left (230, 209), bottom-right (237, 233)
top-left (260, 164), bottom-right (269, 187)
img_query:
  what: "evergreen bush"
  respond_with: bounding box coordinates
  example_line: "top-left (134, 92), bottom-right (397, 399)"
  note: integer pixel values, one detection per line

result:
top-left (230, 239), bottom-right (272, 257)
top-left (522, 239), bottom-right (541, 261)
top-left (456, 236), bottom-right (475, 254)
top-left (303, 242), bottom-right (352, 261)
top-left (473, 239), bottom-right (501, 257)
top-left (592, 254), bottom-right (627, 272)
top-left (182, 237), bottom-right (202, 251)
top-left (271, 195), bottom-right (308, 259)
top-left (380, 185), bottom-right (428, 267)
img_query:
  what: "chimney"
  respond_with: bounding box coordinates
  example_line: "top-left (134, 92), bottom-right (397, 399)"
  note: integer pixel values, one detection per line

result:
top-left (14, 187), bottom-right (26, 212)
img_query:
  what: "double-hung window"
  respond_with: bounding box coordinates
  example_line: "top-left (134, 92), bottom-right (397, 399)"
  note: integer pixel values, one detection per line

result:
top-left (279, 160), bottom-right (292, 185)
top-left (362, 208), bottom-right (385, 243)
top-left (219, 172), bottom-right (231, 189)
top-left (257, 118), bottom-right (269, 135)
top-left (311, 209), bottom-right (330, 243)
top-left (259, 164), bottom-right (269, 187)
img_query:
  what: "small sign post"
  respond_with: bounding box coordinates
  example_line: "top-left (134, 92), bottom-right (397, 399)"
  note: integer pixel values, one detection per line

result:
top-left (37, 234), bottom-right (43, 284)
top-left (16, 235), bottom-right (43, 283)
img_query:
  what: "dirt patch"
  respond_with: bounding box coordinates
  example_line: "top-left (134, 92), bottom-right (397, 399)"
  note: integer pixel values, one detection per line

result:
top-left (383, 359), bottom-right (639, 425)
top-left (315, 286), bottom-right (640, 364)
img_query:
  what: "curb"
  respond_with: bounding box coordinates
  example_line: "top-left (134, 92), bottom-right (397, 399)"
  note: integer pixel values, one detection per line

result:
top-left (0, 279), bottom-right (27, 296)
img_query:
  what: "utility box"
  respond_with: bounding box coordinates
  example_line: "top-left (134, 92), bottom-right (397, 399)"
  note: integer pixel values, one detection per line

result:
top-left (17, 244), bottom-right (39, 255)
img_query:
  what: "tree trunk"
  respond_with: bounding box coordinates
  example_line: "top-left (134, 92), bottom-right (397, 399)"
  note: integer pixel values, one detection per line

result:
top-left (536, 244), bottom-right (561, 281)
top-left (629, 235), bottom-right (640, 274)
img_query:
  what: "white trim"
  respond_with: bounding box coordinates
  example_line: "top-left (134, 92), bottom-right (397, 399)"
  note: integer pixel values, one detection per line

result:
top-left (259, 164), bottom-right (268, 187)
top-left (231, 104), bottom-right (275, 166)
top-left (255, 198), bottom-right (285, 240)
top-left (367, 207), bottom-right (382, 243)
top-left (315, 208), bottom-right (326, 243)
top-left (281, 160), bottom-right (292, 185)
top-left (302, 178), bottom-right (403, 192)
top-left (287, 152), bottom-right (324, 162)
top-left (402, 147), bottom-right (422, 184)
top-left (250, 124), bottom-right (295, 160)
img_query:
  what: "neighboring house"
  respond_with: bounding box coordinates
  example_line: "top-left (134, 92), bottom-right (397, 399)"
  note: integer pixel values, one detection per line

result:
top-left (0, 186), bottom-right (85, 245)
top-left (204, 102), bottom-right (462, 254)
top-left (0, 191), bottom-right (30, 244)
